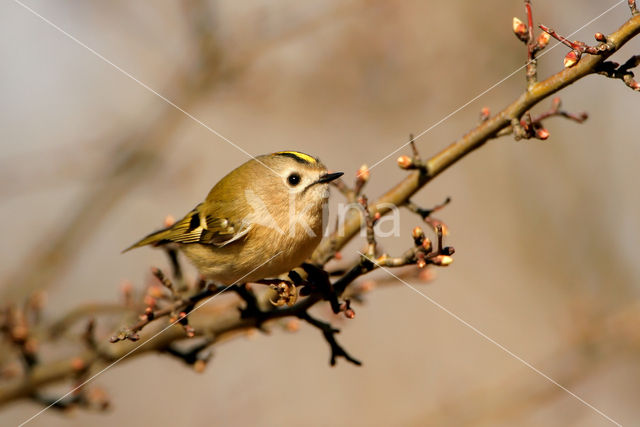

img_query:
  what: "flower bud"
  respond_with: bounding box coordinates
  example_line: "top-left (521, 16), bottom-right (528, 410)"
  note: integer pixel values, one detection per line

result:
top-left (397, 155), bottom-right (413, 169)
top-left (536, 128), bottom-right (550, 140)
top-left (564, 50), bottom-right (581, 68)
top-left (512, 17), bottom-right (528, 41)
top-left (356, 164), bottom-right (370, 182)
top-left (432, 255), bottom-right (454, 266)
top-left (480, 107), bottom-right (490, 121)
top-left (537, 32), bottom-right (551, 49)
top-left (594, 32), bottom-right (606, 42)
top-left (164, 215), bottom-right (176, 227)
top-left (412, 226), bottom-right (424, 240)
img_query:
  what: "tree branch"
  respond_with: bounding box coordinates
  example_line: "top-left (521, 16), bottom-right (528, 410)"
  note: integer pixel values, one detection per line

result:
top-left (311, 13), bottom-right (640, 265)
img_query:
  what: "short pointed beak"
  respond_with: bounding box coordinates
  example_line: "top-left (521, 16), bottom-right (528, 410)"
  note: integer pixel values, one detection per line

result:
top-left (316, 171), bottom-right (344, 184)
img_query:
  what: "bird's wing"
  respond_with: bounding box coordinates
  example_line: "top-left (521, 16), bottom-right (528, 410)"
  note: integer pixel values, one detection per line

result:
top-left (123, 203), bottom-right (251, 251)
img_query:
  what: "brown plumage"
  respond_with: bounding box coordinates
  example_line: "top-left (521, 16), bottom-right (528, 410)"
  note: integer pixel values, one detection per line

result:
top-left (125, 151), bottom-right (342, 285)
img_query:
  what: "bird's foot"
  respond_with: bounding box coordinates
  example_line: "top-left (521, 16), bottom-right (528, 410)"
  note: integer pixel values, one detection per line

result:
top-left (268, 281), bottom-right (297, 307)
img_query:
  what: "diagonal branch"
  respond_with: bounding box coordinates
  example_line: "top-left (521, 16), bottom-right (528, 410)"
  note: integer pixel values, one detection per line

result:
top-left (312, 13), bottom-right (640, 265)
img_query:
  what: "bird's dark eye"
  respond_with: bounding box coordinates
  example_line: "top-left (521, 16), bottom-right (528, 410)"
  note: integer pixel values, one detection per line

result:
top-left (287, 172), bottom-right (301, 186)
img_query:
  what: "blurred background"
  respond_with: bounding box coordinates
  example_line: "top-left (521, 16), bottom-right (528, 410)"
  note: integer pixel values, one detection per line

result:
top-left (1, 0), bottom-right (639, 425)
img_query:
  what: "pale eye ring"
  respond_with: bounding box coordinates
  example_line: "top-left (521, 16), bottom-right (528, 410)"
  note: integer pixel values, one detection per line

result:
top-left (287, 172), bottom-right (301, 186)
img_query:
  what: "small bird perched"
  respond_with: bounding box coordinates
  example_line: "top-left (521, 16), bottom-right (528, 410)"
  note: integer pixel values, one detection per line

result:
top-left (125, 151), bottom-right (342, 286)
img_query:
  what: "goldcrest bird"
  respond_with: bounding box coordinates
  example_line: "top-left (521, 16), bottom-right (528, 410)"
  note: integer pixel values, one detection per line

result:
top-left (125, 151), bottom-right (342, 285)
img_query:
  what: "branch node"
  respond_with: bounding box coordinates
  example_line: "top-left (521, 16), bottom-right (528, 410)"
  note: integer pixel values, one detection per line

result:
top-left (397, 134), bottom-right (427, 173)
top-left (596, 56), bottom-right (640, 92)
top-left (539, 23), bottom-right (614, 69)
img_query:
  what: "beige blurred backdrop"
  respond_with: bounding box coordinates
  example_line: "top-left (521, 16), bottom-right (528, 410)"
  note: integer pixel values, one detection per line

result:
top-left (1, 0), bottom-right (639, 426)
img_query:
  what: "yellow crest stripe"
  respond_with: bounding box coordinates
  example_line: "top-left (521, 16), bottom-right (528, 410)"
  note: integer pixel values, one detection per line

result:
top-left (274, 151), bottom-right (317, 164)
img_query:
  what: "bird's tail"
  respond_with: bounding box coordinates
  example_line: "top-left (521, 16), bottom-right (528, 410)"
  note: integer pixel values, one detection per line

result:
top-left (122, 227), bottom-right (173, 253)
